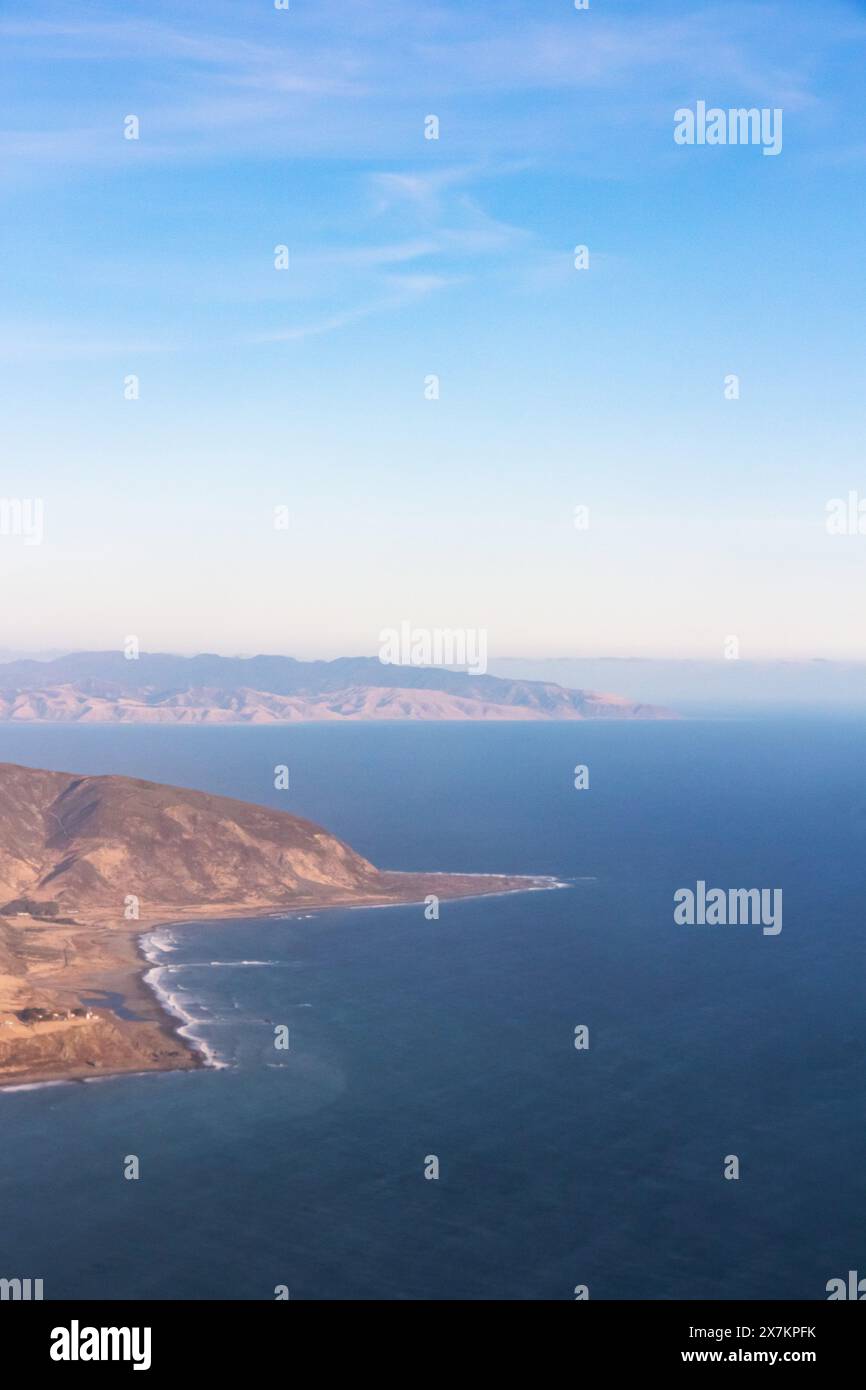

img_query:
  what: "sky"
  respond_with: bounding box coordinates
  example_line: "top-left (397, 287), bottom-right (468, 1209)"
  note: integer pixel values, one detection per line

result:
top-left (1, 0), bottom-right (865, 661)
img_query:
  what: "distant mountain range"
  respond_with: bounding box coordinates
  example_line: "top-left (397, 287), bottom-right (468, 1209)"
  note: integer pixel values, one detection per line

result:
top-left (0, 652), bottom-right (676, 723)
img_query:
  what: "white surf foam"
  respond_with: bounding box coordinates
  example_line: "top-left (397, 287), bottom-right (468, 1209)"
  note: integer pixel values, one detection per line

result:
top-left (1, 1079), bottom-right (74, 1094)
top-left (142, 960), bottom-right (230, 1071)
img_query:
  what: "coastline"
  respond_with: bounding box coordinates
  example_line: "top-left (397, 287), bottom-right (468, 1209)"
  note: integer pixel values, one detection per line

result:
top-left (0, 873), bottom-right (567, 1091)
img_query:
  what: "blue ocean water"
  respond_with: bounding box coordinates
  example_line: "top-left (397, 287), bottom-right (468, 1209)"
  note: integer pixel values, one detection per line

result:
top-left (0, 719), bottom-right (864, 1300)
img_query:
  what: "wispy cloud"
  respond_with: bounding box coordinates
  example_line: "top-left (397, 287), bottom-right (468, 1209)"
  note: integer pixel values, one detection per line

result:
top-left (0, 1), bottom-right (850, 181)
top-left (245, 271), bottom-right (461, 344)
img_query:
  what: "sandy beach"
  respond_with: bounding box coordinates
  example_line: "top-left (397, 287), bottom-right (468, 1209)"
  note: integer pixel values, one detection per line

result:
top-left (0, 874), bottom-right (561, 1089)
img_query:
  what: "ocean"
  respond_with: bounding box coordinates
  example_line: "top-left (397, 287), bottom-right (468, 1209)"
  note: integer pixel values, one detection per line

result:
top-left (0, 718), bottom-right (863, 1300)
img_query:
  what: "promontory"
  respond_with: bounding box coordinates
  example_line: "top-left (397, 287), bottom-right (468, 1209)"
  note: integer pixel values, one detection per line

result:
top-left (0, 761), bottom-right (554, 1088)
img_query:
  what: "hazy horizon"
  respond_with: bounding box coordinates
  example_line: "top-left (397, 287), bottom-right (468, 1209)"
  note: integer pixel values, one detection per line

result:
top-left (4, 644), bottom-right (866, 714)
top-left (5, 643), bottom-right (866, 667)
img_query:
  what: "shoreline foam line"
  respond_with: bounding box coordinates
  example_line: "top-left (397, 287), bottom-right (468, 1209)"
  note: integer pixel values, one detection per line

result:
top-left (140, 933), bottom-right (231, 1071)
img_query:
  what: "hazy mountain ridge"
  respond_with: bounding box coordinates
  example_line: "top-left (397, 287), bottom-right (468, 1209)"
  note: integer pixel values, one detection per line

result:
top-left (0, 652), bottom-right (675, 722)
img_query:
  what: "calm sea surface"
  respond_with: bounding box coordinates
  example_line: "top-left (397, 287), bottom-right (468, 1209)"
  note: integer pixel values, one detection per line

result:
top-left (0, 719), bottom-right (863, 1299)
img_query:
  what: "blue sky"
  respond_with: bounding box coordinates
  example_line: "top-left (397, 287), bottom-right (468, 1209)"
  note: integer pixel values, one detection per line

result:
top-left (1, 0), bottom-right (865, 660)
